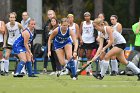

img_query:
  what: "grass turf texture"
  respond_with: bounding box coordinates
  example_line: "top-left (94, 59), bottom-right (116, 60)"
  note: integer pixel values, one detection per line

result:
top-left (0, 75), bottom-right (140, 93)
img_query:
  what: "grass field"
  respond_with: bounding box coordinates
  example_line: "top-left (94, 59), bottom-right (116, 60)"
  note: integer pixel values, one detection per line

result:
top-left (0, 74), bottom-right (140, 93)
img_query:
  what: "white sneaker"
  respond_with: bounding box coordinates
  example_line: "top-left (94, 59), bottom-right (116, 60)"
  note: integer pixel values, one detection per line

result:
top-left (49, 72), bottom-right (56, 75)
top-left (89, 72), bottom-right (93, 76)
top-left (72, 77), bottom-right (77, 80)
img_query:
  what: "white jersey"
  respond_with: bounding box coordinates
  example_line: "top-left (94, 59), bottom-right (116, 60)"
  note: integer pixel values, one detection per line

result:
top-left (112, 23), bottom-right (122, 34)
top-left (69, 23), bottom-right (77, 42)
top-left (100, 26), bottom-right (126, 46)
top-left (82, 20), bottom-right (95, 43)
top-left (0, 21), bottom-right (3, 42)
top-left (6, 22), bottom-right (21, 45)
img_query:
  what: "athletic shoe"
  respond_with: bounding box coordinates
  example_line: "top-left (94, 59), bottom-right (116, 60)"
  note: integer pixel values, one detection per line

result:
top-left (93, 73), bottom-right (104, 80)
top-left (1, 71), bottom-right (5, 76)
top-left (72, 77), bottom-right (78, 80)
top-left (126, 71), bottom-right (134, 76)
top-left (40, 69), bottom-right (47, 74)
top-left (98, 74), bottom-right (104, 80)
top-left (13, 73), bottom-right (24, 77)
top-left (87, 72), bottom-right (92, 76)
top-left (21, 72), bottom-right (26, 76)
top-left (110, 71), bottom-right (117, 76)
top-left (137, 73), bottom-right (140, 81)
top-left (93, 73), bottom-right (99, 79)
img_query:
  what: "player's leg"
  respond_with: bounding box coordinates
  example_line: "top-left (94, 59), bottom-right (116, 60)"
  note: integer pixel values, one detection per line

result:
top-left (1, 48), bottom-right (11, 75)
top-left (97, 47), bottom-right (119, 79)
top-left (14, 52), bottom-right (27, 76)
top-left (110, 55), bottom-right (118, 76)
top-left (55, 48), bottom-right (65, 66)
top-left (116, 50), bottom-right (140, 80)
top-left (0, 47), bottom-right (4, 75)
top-left (26, 52), bottom-right (38, 77)
top-left (43, 46), bottom-right (48, 73)
top-left (49, 50), bottom-right (57, 75)
top-left (86, 49), bottom-right (93, 75)
top-left (65, 44), bottom-right (77, 80)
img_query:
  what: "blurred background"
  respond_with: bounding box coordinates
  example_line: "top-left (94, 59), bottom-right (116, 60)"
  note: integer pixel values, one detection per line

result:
top-left (0, 0), bottom-right (140, 28)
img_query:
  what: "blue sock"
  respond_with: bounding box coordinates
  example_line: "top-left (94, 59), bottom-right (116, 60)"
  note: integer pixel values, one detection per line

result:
top-left (33, 59), bottom-right (37, 73)
top-left (16, 61), bottom-right (25, 74)
top-left (69, 58), bottom-right (77, 77)
top-left (66, 62), bottom-right (71, 70)
top-left (26, 61), bottom-right (33, 76)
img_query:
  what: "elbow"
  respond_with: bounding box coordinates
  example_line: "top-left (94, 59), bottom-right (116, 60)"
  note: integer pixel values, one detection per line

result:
top-left (110, 40), bottom-right (113, 45)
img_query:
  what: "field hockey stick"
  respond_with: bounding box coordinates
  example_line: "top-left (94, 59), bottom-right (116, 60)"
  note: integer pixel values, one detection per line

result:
top-left (57, 57), bottom-right (74, 77)
top-left (77, 54), bottom-right (101, 75)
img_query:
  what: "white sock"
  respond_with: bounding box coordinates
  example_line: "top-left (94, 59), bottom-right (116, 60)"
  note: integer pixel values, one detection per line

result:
top-left (21, 66), bottom-right (26, 73)
top-left (99, 60), bottom-right (103, 70)
top-left (86, 61), bottom-right (92, 72)
top-left (127, 61), bottom-right (140, 74)
top-left (100, 60), bottom-right (109, 76)
top-left (74, 60), bottom-right (78, 71)
top-left (77, 61), bottom-right (80, 70)
top-left (1, 61), bottom-right (4, 72)
top-left (111, 59), bottom-right (118, 72)
top-left (4, 59), bottom-right (9, 72)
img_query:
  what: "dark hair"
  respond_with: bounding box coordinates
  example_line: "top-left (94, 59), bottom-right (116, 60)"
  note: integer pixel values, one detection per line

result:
top-left (48, 17), bottom-right (59, 31)
top-left (111, 15), bottom-right (118, 20)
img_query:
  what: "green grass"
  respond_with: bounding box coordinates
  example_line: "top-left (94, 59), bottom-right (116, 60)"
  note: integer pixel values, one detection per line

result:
top-left (0, 75), bottom-right (140, 93)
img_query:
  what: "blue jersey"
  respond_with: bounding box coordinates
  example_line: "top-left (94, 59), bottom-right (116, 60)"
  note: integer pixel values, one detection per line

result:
top-left (13, 28), bottom-right (33, 54)
top-left (53, 26), bottom-right (72, 50)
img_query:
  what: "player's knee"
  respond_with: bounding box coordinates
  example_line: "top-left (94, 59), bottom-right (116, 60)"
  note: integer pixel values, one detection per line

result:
top-left (4, 55), bottom-right (9, 60)
top-left (104, 55), bottom-right (110, 61)
top-left (67, 55), bottom-right (72, 60)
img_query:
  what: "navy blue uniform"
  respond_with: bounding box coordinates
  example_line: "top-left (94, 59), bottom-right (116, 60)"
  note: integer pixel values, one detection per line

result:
top-left (13, 28), bottom-right (33, 54)
top-left (53, 26), bottom-right (72, 50)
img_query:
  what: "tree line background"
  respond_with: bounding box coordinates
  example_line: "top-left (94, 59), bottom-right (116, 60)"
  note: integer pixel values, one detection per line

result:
top-left (11, 0), bottom-right (140, 28)
top-left (0, 0), bottom-right (138, 45)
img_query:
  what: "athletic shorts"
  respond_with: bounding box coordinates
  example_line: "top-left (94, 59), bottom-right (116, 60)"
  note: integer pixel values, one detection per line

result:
top-left (114, 43), bottom-right (126, 50)
top-left (6, 43), bottom-right (12, 49)
top-left (13, 46), bottom-right (26, 54)
top-left (80, 42), bottom-right (97, 50)
top-left (54, 40), bottom-right (72, 50)
top-left (0, 42), bottom-right (3, 51)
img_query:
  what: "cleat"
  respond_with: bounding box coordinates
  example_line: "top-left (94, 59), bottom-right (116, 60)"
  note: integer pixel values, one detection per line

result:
top-left (98, 74), bottom-right (104, 80)
top-left (137, 74), bottom-right (140, 81)
top-left (93, 73), bottom-right (104, 80)
top-left (13, 74), bottom-right (24, 77)
top-left (93, 73), bottom-right (99, 79)
top-left (110, 71), bottom-right (117, 76)
top-left (21, 72), bottom-right (26, 76)
top-left (87, 72), bottom-right (92, 76)
top-left (72, 77), bottom-right (78, 80)
top-left (1, 71), bottom-right (5, 76)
